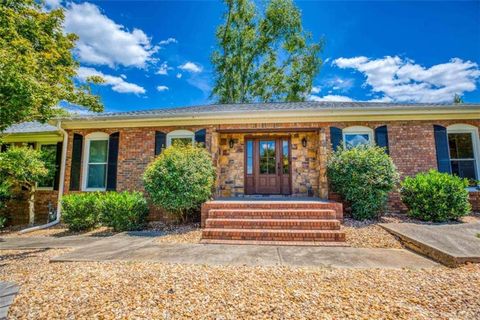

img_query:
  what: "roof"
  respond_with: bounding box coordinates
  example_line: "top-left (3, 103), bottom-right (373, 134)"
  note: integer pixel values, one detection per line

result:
top-left (2, 121), bottom-right (59, 134)
top-left (63, 101), bottom-right (480, 121)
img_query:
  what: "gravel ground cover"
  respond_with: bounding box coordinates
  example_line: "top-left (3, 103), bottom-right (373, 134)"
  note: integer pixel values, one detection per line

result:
top-left (0, 249), bottom-right (479, 319)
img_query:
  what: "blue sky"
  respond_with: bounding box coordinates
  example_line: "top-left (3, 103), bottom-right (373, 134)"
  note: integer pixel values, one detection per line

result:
top-left (47, 0), bottom-right (480, 112)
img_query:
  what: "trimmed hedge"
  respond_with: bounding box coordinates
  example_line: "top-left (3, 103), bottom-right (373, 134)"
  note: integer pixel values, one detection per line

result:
top-left (99, 191), bottom-right (148, 231)
top-left (400, 170), bottom-right (471, 222)
top-left (327, 145), bottom-right (399, 220)
top-left (62, 191), bottom-right (148, 231)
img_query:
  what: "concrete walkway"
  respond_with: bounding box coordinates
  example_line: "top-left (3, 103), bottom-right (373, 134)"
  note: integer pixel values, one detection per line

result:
top-left (381, 222), bottom-right (480, 267)
top-left (0, 235), bottom-right (101, 249)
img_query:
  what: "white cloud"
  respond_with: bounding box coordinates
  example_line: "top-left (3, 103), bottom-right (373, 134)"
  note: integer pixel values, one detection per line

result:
top-left (159, 38), bottom-right (177, 46)
top-left (178, 61), bottom-right (203, 73)
top-left (311, 86), bottom-right (321, 94)
top-left (176, 73), bottom-right (183, 79)
top-left (156, 62), bottom-right (172, 75)
top-left (309, 94), bottom-right (354, 102)
top-left (45, 0), bottom-right (62, 8)
top-left (156, 85), bottom-right (169, 92)
top-left (333, 56), bottom-right (480, 103)
top-left (77, 67), bottom-right (146, 94)
top-left (64, 2), bottom-right (157, 68)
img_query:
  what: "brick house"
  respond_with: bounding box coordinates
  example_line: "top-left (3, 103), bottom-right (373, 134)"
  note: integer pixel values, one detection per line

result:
top-left (2, 102), bottom-right (480, 243)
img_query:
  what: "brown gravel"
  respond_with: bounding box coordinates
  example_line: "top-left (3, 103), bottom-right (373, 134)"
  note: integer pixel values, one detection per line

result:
top-left (342, 218), bottom-right (403, 249)
top-left (0, 249), bottom-right (479, 319)
top-left (152, 222), bottom-right (202, 244)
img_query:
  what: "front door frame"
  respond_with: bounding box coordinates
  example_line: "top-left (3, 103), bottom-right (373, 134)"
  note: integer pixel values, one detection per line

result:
top-left (244, 135), bottom-right (292, 195)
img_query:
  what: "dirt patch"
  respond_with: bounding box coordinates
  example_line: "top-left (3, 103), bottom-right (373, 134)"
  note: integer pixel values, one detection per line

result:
top-left (1, 249), bottom-right (479, 319)
top-left (0, 224), bottom-right (116, 238)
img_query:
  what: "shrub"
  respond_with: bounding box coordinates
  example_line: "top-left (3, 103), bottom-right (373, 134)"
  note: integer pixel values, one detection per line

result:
top-left (327, 145), bottom-right (399, 220)
top-left (143, 143), bottom-right (216, 222)
top-left (400, 170), bottom-right (471, 222)
top-left (99, 191), bottom-right (148, 231)
top-left (0, 216), bottom-right (6, 229)
top-left (61, 193), bottom-right (101, 231)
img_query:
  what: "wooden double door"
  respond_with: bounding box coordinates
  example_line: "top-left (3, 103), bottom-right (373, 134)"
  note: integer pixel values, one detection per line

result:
top-left (245, 137), bottom-right (291, 195)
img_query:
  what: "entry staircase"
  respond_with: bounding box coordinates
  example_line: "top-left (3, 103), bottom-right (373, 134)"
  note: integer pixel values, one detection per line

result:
top-left (200, 199), bottom-right (346, 246)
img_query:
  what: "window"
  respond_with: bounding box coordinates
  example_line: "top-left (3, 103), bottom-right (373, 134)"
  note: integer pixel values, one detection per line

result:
top-left (259, 140), bottom-right (276, 174)
top-left (83, 132), bottom-right (109, 191)
top-left (246, 140), bottom-right (253, 175)
top-left (343, 126), bottom-right (373, 149)
top-left (166, 130), bottom-right (194, 147)
top-left (38, 144), bottom-right (57, 189)
top-left (447, 124), bottom-right (479, 181)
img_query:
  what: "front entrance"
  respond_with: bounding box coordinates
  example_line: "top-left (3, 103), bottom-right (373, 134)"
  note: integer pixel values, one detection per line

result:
top-left (245, 137), bottom-right (291, 195)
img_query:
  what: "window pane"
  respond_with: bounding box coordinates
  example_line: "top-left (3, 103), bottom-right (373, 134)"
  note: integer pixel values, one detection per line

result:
top-left (448, 133), bottom-right (474, 159)
top-left (259, 140), bottom-right (276, 174)
top-left (87, 164), bottom-right (106, 189)
top-left (246, 140), bottom-right (253, 175)
top-left (38, 144), bottom-right (57, 188)
top-left (451, 160), bottom-right (477, 180)
top-left (345, 134), bottom-right (370, 149)
top-left (89, 140), bottom-right (108, 163)
top-left (282, 140), bottom-right (289, 174)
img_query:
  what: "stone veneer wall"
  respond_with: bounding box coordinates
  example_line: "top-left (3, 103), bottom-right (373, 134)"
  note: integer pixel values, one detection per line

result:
top-left (215, 131), bottom-right (321, 198)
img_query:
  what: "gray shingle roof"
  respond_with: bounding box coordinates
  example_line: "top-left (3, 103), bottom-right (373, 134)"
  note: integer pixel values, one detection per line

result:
top-left (64, 101), bottom-right (480, 121)
top-left (2, 121), bottom-right (59, 134)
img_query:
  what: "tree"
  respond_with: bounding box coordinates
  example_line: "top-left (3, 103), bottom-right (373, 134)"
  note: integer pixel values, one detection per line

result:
top-left (0, 0), bottom-right (103, 132)
top-left (453, 94), bottom-right (464, 104)
top-left (0, 146), bottom-right (49, 225)
top-left (211, 0), bottom-right (322, 103)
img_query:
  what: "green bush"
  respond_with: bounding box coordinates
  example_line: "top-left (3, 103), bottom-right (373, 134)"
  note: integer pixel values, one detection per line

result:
top-left (0, 216), bottom-right (6, 229)
top-left (61, 193), bottom-right (101, 231)
top-left (143, 143), bottom-right (216, 222)
top-left (400, 170), bottom-right (471, 222)
top-left (99, 191), bottom-right (149, 231)
top-left (327, 145), bottom-right (399, 220)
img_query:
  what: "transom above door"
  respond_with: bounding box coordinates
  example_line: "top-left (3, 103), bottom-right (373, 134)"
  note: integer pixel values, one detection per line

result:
top-left (245, 137), bottom-right (291, 195)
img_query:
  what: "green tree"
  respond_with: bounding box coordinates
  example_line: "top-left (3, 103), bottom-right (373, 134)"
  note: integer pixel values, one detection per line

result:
top-left (453, 93), bottom-right (464, 104)
top-left (211, 0), bottom-right (322, 103)
top-left (0, 146), bottom-right (49, 225)
top-left (0, 0), bottom-right (103, 132)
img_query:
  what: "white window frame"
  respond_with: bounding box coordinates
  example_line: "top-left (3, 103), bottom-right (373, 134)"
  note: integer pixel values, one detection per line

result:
top-left (446, 124), bottom-right (480, 182)
top-left (82, 132), bottom-right (109, 191)
top-left (37, 143), bottom-right (57, 191)
top-left (166, 129), bottom-right (194, 147)
top-left (342, 126), bottom-right (374, 149)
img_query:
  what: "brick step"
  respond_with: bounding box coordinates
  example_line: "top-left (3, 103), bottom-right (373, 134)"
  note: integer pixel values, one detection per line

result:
top-left (203, 201), bottom-right (341, 211)
top-left (199, 239), bottom-right (349, 247)
top-left (201, 228), bottom-right (345, 242)
top-left (205, 218), bottom-right (341, 230)
top-left (207, 209), bottom-right (337, 220)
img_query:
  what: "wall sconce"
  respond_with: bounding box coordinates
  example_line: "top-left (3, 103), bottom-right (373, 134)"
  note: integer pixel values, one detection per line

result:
top-left (302, 137), bottom-right (307, 148)
top-left (229, 139), bottom-right (235, 148)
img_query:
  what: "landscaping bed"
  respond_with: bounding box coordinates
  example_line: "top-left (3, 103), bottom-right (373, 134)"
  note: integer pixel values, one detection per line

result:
top-left (1, 249), bottom-right (479, 319)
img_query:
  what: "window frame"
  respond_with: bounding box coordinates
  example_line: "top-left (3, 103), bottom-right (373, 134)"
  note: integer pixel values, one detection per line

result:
top-left (446, 124), bottom-right (480, 182)
top-left (82, 132), bottom-right (109, 192)
top-left (342, 126), bottom-right (374, 149)
top-left (166, 130), bottom-right (194, 147)
top-left (36, 143), bottom-right (57, 190)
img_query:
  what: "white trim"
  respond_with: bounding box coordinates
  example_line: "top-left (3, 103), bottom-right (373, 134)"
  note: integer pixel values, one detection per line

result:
top-left (82, 132), bottom-right (109, 191)
top-left (447, 124), bottom-right (480, 180)
top-left (342, 126), bottom-right (374, 148)
top-left (166, 129), bottom-right (194, 147)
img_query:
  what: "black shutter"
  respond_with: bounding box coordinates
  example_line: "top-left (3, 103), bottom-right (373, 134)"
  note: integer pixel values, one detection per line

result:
top-left (434, 125), bottom-right (452, 173)
top-left (53, 142), bottom-right (63, 191)
top-left (330, 127), bottom-right (343, 151)
top-left (195, 129), bottom-right (206, 147)
top-left (1, 144), bottom-right (10, 152)
top-left (69, 133), bottom-right (83, 191)
top-left (155, 131), bottom-right (166, 155)
top-left (106, 132), bottom-right (119, 191)
top-left (374, 125), bottom-right (390, 154)
top-left (27, 142), bottom-right (36, 149)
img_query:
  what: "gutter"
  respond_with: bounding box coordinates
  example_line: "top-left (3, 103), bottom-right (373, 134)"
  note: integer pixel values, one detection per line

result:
top-left (19, 121), bottom-right (68, 234)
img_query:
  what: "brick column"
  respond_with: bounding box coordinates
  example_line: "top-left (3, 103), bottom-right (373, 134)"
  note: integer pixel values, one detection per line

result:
top-left (318, 128), bottom-right (329, 199)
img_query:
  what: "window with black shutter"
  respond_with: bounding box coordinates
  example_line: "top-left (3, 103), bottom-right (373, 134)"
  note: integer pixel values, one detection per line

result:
top-left (69, 133), bottom-right (83, 191)
top-left (374, 125), bottom-right (389, 154)
top-left (106, 132), bottom-right (119, 191)
top-left (155, 131), bottom-right (166, 155)
top-left (330, 127), bottom-right (343, 151)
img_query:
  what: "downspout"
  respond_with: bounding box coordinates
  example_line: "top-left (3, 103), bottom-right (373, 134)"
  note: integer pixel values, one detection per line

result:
top-left (19, 121), bottom-right (68, 234)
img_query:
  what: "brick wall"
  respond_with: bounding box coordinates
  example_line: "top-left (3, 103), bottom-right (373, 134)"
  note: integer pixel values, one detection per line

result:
top-left (2, 190), bottom-right (57, 226)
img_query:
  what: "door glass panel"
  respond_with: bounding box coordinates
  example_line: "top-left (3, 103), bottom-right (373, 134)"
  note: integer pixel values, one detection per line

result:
top-left (259, 140), bottom-right (276, 174)
top-left (282, 140), bottom-right (289, 174)
top-left (246, 140), bottom-right (253, 175)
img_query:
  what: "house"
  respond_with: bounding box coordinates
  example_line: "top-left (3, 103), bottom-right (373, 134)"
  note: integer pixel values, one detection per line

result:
top-left (2, 102), bottom-right (480, 243)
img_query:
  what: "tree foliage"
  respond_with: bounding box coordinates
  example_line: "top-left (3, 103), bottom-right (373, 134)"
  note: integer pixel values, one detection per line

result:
top-left (0, 0), bottom-right (104, 131)
top-left (211, 0), bottom-right (322, 103)
top-left (0, 146), bottom-right (49, 225)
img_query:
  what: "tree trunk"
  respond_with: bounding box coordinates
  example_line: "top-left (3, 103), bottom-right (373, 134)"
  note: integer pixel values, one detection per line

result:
top-left (28, 186), bottom-right (35, 226)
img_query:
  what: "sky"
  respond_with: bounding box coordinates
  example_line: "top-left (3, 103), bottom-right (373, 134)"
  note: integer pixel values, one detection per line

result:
top-left (46, 0), bottom-right (480, 112)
